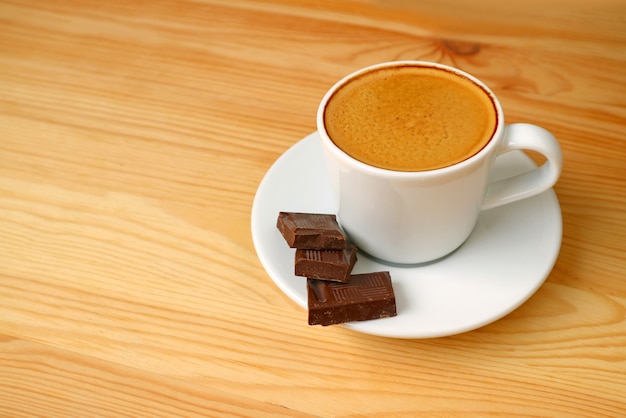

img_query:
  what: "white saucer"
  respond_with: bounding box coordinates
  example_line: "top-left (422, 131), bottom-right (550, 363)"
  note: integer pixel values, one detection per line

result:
top-left (251, 132), bottom-right (562, 338)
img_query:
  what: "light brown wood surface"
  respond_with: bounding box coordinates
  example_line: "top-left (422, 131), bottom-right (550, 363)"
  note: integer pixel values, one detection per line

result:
top-left (1, 0), bottom-right (625, 416)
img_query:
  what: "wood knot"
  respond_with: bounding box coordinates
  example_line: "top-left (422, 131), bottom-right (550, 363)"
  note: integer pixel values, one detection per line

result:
top-left (442, 39), bottom-right (481, 55)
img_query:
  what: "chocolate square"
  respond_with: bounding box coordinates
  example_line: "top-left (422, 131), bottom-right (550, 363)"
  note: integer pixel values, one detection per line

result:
top-left (295, 245), bottom-right (357, 282)
top-left (277, 212), bottom-right (346, 250)
top-left (307, 271), bottom-right (397, 326)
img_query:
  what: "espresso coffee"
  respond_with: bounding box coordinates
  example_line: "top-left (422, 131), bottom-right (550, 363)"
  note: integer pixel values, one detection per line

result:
top-left (323, 65), bottom-right (497, 171)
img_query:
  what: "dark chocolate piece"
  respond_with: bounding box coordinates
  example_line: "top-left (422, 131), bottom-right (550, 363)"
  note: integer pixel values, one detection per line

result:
top-left (295, 245), bottom-right (357, 282)
top-left (277, 212), bottom-right (346, 250)
top-left (307, 271), bottom-right (397, 326)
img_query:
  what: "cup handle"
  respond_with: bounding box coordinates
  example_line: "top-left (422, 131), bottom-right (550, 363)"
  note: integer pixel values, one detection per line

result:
top-left (481, 123), bottom-right (563, 210)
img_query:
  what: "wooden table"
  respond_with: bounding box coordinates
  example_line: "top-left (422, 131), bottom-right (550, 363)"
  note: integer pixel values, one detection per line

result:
top-left (2, 0), bottom-right (625, 416)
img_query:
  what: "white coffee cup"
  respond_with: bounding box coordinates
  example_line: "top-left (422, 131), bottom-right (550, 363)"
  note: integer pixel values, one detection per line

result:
top-left (317, 61), bottom-right (562, 264)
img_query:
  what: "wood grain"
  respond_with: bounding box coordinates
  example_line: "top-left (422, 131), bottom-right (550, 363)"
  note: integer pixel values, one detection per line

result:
top-left (1, 0), bottom-right (625, 416)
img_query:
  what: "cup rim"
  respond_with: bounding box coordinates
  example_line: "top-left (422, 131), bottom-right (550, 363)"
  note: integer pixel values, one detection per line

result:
top-left (316, 60), bottom-right (505, 178)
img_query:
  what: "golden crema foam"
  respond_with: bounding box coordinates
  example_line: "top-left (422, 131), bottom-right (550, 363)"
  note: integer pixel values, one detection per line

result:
top-left (324, 65), bottom-right (497, 171)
